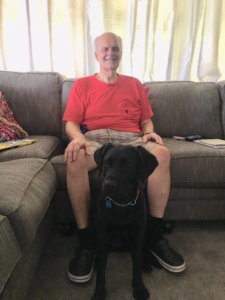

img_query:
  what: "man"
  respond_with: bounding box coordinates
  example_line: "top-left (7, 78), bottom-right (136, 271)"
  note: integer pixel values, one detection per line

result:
top-left (64, 32), bottom-right (185, 283)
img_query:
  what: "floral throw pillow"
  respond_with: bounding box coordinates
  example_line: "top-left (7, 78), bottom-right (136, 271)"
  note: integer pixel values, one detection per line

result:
top-left (0, 90), bottom-right (28, 142)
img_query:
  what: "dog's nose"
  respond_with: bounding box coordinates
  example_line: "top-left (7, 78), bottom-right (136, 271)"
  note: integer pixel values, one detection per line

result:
top-left (103, 179), bottom-right (117, 193)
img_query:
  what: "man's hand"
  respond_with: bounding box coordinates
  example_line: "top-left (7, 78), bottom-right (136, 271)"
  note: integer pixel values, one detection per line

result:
top-left (64, 136), bottom-right (91, 162)
top-left (142, 132), bottom-right (164, 145)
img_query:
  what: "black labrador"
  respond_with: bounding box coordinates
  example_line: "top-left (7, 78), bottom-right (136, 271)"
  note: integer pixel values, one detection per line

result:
top-left (92, 143), bottom-right (158, 300)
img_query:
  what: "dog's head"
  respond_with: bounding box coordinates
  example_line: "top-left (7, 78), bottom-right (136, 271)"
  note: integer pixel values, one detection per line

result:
top-left (94, 143), bottom-right (158, 199)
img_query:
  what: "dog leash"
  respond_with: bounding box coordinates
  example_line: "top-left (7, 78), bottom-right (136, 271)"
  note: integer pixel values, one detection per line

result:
top-left (104, 188), bottom-right (140, 209)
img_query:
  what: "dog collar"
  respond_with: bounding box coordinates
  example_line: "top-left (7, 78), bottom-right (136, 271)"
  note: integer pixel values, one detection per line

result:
top-left (104, 188), bottom-right (140, 209)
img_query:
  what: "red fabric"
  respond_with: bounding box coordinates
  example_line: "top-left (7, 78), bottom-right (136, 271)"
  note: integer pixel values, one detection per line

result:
top-left (63, 74), bottom-right (153, 133)
top-left (0, 90), bottom-right (28, 142)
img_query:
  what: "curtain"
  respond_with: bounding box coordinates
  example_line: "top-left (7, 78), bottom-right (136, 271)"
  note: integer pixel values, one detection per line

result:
top-left (0, 0), bottom-right (224, 82)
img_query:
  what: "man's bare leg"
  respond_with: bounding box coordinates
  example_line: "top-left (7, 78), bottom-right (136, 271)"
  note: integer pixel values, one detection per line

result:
top-left (67, 149), bottom-right (97, 228)
top-left (145, 145), bottom-right (185, 273)
top-left (67, 149), bottom-right (97, 283)
top-left (147, 145), bottom-right (171, 218)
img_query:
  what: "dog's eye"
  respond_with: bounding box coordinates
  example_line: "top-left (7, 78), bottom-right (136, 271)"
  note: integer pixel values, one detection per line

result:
top-left (104, 159), bottom-right (112, 168)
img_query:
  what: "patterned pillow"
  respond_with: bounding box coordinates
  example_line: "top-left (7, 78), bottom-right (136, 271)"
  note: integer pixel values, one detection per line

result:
top-left (0, 90), bottom-right (28, 142)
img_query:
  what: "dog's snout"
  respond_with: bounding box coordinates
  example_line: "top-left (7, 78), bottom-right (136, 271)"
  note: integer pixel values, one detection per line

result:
top-left (103, 179), bottom-right (117, 193)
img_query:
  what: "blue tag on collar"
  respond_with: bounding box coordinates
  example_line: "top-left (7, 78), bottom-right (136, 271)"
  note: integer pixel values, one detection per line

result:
top-left (104, 197), bottom-right (112, 209)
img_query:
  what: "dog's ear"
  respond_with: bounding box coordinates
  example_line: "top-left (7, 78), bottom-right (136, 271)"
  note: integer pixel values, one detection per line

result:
top-left (94, 143), bottom-right (114, 171)
top-left (136, 146), bottom-right (158, 185)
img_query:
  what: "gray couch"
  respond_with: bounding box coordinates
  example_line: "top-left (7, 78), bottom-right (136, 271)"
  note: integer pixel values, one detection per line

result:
top-left (1, 71), bottom-right (225, 300)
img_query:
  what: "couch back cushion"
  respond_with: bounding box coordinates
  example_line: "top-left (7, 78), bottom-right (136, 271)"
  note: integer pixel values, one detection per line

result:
top-left (217, 81), bottom-right (225, 138)
top-left (61, 79), bottom-right (75, 141)
top-left (0, 71), bottom-right (63, 136)
top-left (145, 81), bottom-right (223, 138)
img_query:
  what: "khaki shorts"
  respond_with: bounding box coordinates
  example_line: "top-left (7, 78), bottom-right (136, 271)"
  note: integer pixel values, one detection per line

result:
top-left (84, 129), bottom-right (158, 154)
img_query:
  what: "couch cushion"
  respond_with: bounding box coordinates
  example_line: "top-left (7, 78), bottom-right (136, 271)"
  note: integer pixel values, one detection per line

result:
top-left (164, 138), bottom-right (225, 188)
top-left (0, 158), bottom-right (56, 251)
top-left (0, 135), bottom-right (63, 162)
top-left (50, 155), bottom-right (66, 189)
top-left (145, 81), bottom-right (223, 138)
top-left (61, 79), bottom-right (75, 141)
top-left (165, 188), bottom-right (225, 220)
top-left (0, 215), bottom-right (21, 294)
top-left (0, 71), bottom-right (63, 137)
top-left (217, 81), bottom-right (225, 138)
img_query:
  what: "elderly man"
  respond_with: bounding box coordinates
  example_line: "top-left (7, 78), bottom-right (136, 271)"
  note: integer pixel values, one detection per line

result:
top-left (64, 32), bottom-right (185, 283)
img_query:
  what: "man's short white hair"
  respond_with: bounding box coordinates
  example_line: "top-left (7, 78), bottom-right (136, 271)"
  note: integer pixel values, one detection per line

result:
top-left (94, 32), bottom-right (122, 51)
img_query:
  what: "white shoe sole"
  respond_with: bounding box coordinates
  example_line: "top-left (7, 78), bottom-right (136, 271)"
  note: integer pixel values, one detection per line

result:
top-left (151, 250), bottom-right (186, 273)
top-left (67, 263), bottom-right (94, 283)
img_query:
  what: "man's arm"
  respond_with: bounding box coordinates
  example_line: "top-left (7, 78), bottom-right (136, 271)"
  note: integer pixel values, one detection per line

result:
top-left (141, 119), bottom-right (163, 145)
top-left (64, 121), bottom-right (91, 162)
top-left (65, 121), bottom-right (85, 140)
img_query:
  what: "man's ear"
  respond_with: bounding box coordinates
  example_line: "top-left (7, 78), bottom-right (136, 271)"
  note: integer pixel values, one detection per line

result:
top-left (136, 146), bottom-right (158, 186)
top-left (94, 143), bottom-right (114, 171)
top-left (95, 51), bottom-right (99, 62)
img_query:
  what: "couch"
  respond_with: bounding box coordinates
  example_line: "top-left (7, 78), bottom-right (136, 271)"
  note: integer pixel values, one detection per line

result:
top-left (0, 71), bottom-right (63, 300)
top-left (0, 71), bottom-right (225, 300)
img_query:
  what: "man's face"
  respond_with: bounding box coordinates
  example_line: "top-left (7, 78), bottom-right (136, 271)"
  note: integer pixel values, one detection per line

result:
top-left (95, 34), bottom-right (122, 71)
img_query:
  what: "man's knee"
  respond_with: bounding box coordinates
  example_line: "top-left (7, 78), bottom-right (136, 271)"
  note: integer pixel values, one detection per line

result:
top-left (67, 149), bottom-right (88, 176)
top-left (151, 146), bottom-right (171, 168)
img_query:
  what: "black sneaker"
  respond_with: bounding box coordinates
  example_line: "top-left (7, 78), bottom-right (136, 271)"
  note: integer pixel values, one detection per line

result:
top-left (149, 238), bottom-right (185, 273)
top-left (67, 247), bottom-right (95, 283)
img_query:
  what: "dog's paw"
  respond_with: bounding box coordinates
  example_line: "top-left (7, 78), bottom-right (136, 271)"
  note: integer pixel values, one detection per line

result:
top-left (91, 289), bottom-right (106, 300)
top-left (133, 286), bottom-right (150, 300)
